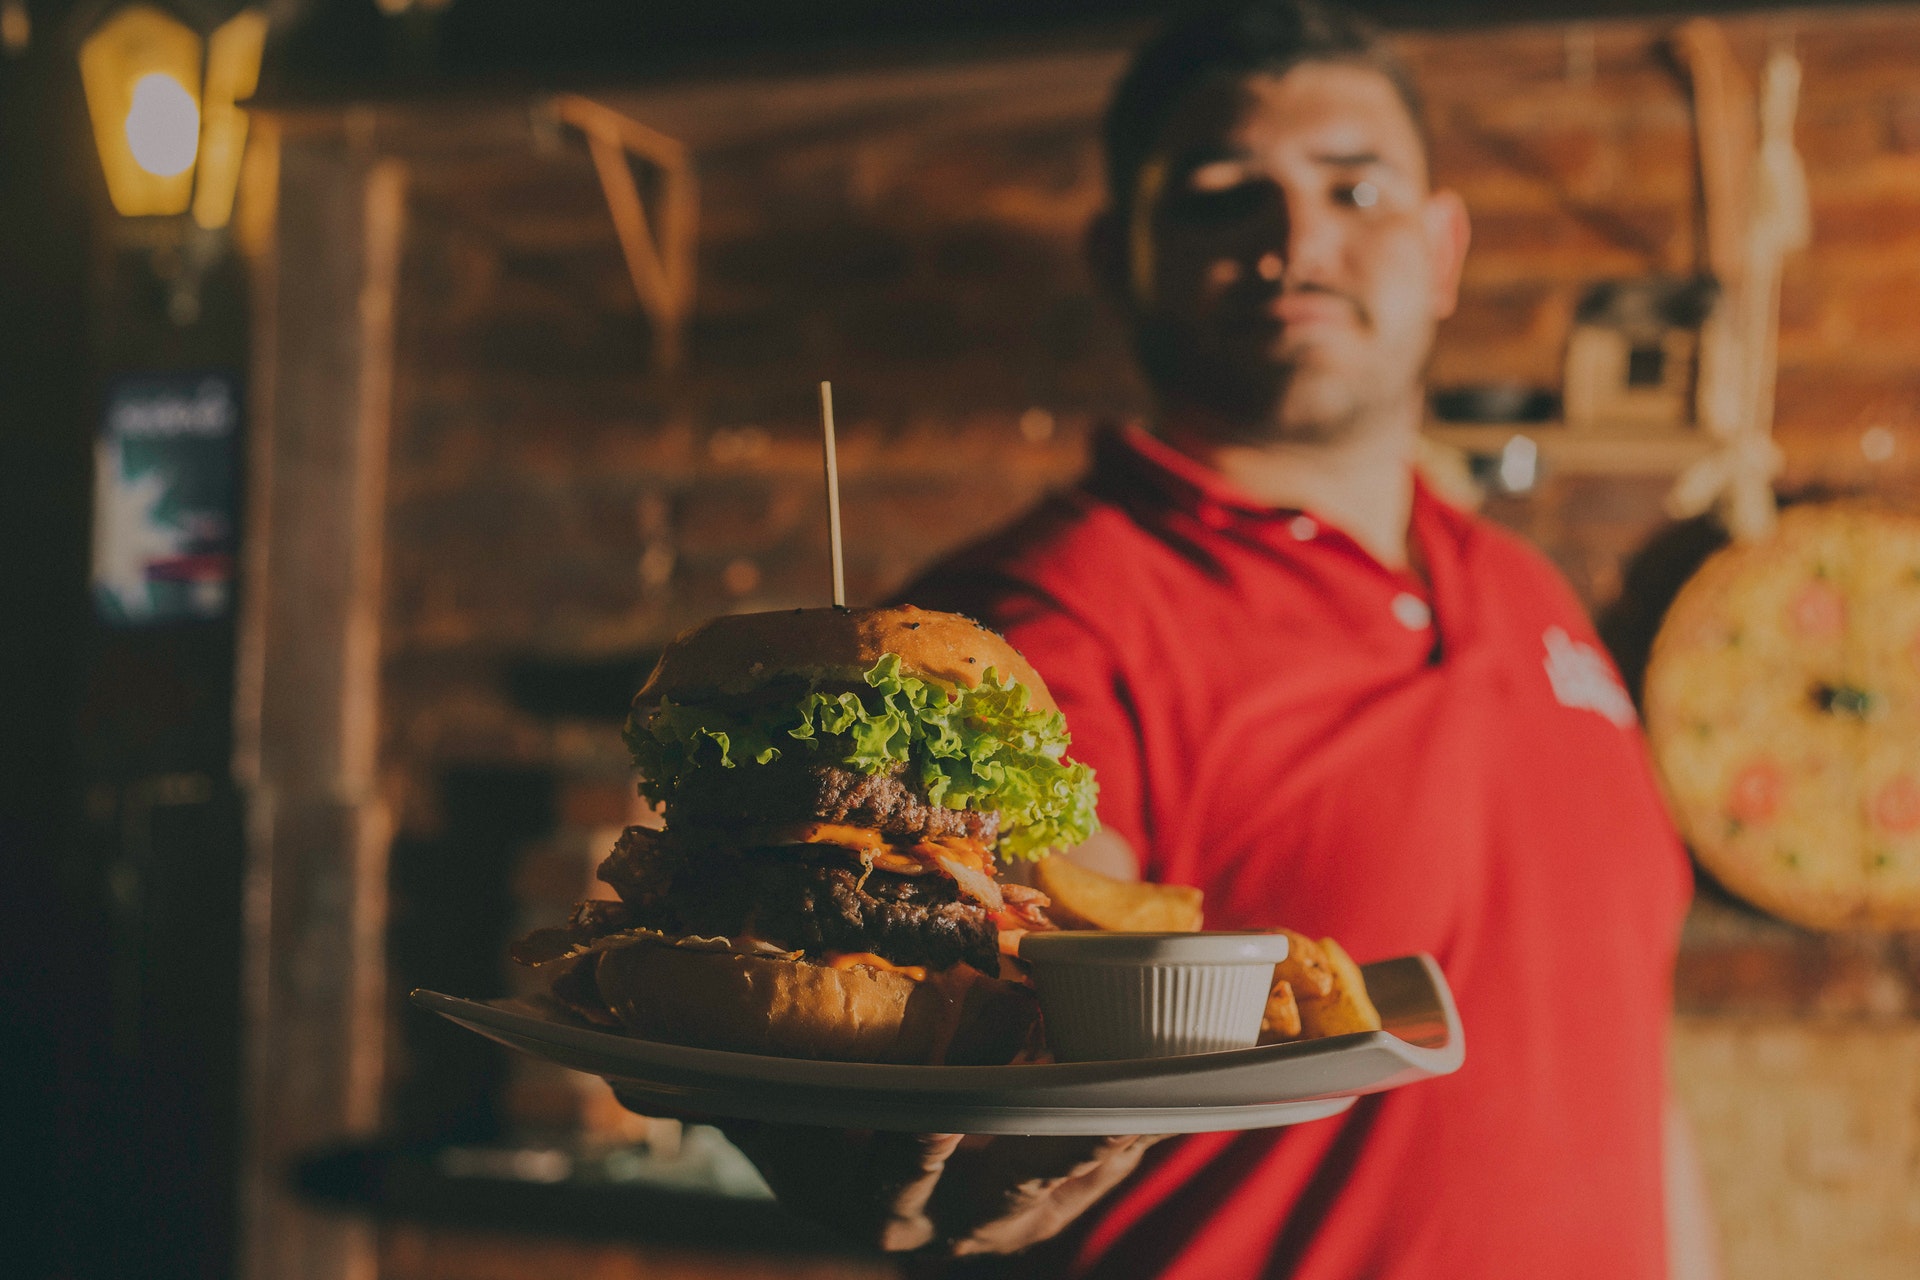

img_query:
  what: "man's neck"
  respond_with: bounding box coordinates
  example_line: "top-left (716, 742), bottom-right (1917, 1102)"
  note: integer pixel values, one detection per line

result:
top-left (1153, 400), bottom-right (1423, 570)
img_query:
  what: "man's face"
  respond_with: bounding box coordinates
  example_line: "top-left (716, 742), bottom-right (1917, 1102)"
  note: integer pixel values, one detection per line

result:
top-left (1126, 62), bottom-right (1468, 443)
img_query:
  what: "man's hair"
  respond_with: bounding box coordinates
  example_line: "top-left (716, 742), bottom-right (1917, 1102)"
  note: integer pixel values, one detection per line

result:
top-left (1103, 1), bottom-right (1427, 216)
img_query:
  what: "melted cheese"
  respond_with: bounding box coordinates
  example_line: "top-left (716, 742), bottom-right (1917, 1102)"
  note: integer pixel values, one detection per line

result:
top-left (865, 849), bottom-right (927, 875)
top-left (912, 835), bottom-right (994, 874)
top-left (761, 821), bottom-right (886, 852)
top-left (740, 824), bottom-right (1004, 905)
top-left (825, 951), bottom-right (929, 983)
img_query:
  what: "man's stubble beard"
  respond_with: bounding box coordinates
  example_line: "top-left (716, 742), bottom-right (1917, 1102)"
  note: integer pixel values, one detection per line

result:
top-left (1137, 324), bottom-right (1360, 446)
top-left (1136, 316), bottom-right (1430, 449)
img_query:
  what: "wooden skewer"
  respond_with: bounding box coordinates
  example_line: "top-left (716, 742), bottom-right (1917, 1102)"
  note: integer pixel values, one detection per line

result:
top-left (819, 381), bottom-right (845, 608)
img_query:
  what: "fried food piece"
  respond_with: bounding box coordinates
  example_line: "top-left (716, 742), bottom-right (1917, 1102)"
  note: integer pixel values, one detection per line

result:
top-left (1269, 928), bottom-right (1335, 1001)
top-left (597, 826), bottom-right (684, 908)
top-left (1257, 979), bottom-right (1301, 1043)
top-left (508, 898), bottom-right (637, 966)
top-left (1295, 936), bottom-right (1382, 1038)
top-left (1032, 856), bottom-right (1203, 932)
top-left (546, 949), bottom-right (622, 1027)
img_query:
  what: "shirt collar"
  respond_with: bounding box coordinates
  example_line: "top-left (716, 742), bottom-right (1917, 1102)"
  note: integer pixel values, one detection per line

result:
top-left (1086, 422), bottom-right (1479, 658)
top-left (1086, 421), bottom-right (1453, 535)
top-left (1087, 423), bottom-right (1289, 521)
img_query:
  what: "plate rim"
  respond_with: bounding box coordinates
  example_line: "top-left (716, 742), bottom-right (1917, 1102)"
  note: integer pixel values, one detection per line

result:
top-left (411, 951), bottom-right (1463, 1095)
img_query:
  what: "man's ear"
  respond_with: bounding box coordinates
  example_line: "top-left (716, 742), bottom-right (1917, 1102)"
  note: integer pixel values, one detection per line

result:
top-left (1084, 208), bottom-right (1134, 315)
top-left (1424, 188), bottom-right (1471, 321)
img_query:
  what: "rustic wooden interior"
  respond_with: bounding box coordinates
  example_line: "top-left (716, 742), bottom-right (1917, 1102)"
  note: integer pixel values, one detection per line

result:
top-left (236, 8), bottom-right (1920, 1279)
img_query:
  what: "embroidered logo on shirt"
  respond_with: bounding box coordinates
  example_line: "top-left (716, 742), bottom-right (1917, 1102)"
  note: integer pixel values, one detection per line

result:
top-left (1541, 626), bottom-right (1637, 728)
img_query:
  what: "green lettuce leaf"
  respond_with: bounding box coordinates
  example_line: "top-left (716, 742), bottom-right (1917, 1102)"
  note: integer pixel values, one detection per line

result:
top-left (623, 654), bottom-right (1099, 860)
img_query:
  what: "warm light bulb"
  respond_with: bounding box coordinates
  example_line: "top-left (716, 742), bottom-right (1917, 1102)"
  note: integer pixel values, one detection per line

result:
top-left (124, 72), bottom-right (199, 177)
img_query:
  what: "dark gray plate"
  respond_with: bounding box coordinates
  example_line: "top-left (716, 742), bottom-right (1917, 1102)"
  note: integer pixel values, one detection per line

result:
top-left (412, 953), bottom-right (1463, 1135)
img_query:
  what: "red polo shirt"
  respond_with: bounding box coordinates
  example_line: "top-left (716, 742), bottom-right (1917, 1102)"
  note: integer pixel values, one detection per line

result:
top-left (905, 426), bottom-right (1691, 1280)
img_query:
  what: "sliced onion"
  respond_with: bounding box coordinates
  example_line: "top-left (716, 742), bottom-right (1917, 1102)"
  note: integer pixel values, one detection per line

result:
top-left (933, 852), bottom-right (1004, 912)
top-left (999, 883), bottom-right (1050, 907)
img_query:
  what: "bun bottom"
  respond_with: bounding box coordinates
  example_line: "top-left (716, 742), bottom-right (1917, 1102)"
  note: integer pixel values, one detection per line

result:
top-left (594, 941), bottom-right (1038, 1065)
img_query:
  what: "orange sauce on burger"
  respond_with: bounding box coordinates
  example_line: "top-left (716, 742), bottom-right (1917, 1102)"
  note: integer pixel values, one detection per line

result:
top-left (824, 951), bottom-right (929, 983)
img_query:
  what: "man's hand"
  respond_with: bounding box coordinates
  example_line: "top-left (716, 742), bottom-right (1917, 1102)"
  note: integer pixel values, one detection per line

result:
top-left (724, 1120), bottom-right (1166, 1256)
top-left (924, 1130), bottom-right (1169, 1256)
top-left (614, 1091), bottom-right (1164, 1256)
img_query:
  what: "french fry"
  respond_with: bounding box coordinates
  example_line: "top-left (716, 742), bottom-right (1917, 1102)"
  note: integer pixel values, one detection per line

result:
top-left (1033, 855), bottom-right (1204, 932)
top-left (1258, 979), bottom-right (1301, 1042)
top-left (1295, 936), bottom-right (1382, 1037)
top-left (1269, 928), bottom-right (1335, 1000)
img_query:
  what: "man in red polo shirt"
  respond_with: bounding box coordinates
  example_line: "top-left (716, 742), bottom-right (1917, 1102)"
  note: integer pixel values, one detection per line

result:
top-left (648, 4), bottom-right (1712, 1275)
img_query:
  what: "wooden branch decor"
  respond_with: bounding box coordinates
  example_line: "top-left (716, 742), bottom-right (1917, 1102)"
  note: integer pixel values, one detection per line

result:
top-left (1668, 22), bottom-right (1810, 541)
top-left (1674, 20), bottom-right (1755, 292)
top-left (553, 94), bottom-right (699, 370)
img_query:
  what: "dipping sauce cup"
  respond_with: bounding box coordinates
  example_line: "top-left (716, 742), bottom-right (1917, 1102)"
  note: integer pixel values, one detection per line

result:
top-left (1018, 931), bottom-right (1292, 1062)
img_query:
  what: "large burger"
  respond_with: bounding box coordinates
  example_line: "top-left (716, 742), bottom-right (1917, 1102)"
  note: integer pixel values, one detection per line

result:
top-left (513, 605), bottom-right (1098, 1064)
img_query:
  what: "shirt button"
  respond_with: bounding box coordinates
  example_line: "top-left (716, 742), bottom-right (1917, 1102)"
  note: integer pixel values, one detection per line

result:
top-left (1288, 515), bottom-right (1318, 541)
top-left (1197, 504), bottom-right (1232, 530)
top-left (1391, 592), bottom-right (1432, 630)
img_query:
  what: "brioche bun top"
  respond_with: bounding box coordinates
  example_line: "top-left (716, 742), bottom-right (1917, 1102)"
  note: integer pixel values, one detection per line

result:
top-left (636, 605), bottom-right (1058, 712)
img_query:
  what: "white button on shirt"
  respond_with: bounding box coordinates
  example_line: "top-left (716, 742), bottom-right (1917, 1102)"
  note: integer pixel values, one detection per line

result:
top-left (1287, 515), bottom-right (1318, 541)
top-left (1391, 592), bottom-right (1432, 630)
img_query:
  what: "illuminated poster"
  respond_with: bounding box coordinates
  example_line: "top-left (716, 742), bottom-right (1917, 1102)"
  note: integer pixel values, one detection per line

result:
top-left (91, 372), bottom-right (239, 625)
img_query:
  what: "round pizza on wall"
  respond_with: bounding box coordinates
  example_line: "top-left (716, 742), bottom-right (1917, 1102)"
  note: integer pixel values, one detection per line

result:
top-left (1645, 504), bottom-right (1920, 930)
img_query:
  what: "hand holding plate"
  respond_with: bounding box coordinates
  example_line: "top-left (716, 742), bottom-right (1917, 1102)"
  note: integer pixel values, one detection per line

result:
top-left (607, 1090), bottom-right (1165, 1256)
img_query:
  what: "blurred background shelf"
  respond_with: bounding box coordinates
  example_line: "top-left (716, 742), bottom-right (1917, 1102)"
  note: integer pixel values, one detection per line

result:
top-left (1425, 425), bottom-right (1716, 477)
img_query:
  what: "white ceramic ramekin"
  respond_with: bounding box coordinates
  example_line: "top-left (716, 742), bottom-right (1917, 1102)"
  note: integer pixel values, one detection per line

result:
top-left (1017, 931), bottom-right (1292, 1062)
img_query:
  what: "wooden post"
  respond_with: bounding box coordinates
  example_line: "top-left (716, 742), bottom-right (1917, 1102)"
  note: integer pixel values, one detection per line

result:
top-left (233, 123), bottom-right (406, 1280)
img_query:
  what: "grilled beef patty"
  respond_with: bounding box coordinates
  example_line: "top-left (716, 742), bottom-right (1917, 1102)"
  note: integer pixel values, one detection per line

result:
top-left (597, 827), bottom-right (1000, 976)
top-left (666, 757), bottom-right (998, 844)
